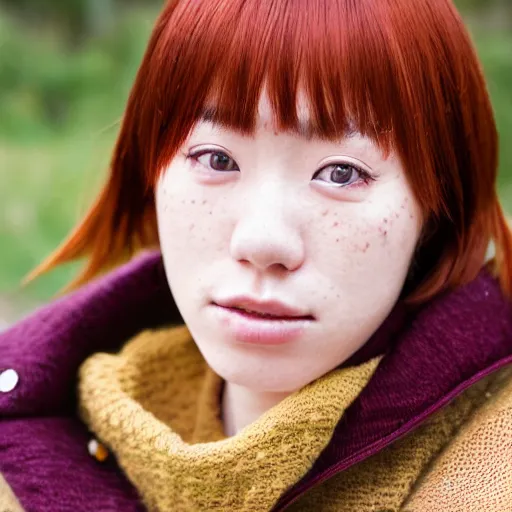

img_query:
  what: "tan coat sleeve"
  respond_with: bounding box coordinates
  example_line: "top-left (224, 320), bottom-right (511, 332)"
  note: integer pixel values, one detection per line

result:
top-left (403, 368), bottom-right (512, 512)
top-left (0, 473), bottom-right (25, 512)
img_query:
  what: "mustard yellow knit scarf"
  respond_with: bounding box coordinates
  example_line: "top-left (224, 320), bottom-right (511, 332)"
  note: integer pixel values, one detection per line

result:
top-left (77, 325), bottom-right (382, 512)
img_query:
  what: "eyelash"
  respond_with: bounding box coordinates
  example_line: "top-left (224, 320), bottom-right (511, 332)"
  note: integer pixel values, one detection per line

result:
top-left (185, 149), bottom-right (376, 189)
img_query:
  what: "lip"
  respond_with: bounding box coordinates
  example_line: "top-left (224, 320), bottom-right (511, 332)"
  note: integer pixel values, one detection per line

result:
top-left (210, 297), bottom-right (314, 345)
top-left (213, 296), bottom-right (313, 319)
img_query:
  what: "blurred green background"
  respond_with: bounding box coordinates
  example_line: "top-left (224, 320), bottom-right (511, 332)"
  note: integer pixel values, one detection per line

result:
top-left (0, 0), bottom-right (511, 323)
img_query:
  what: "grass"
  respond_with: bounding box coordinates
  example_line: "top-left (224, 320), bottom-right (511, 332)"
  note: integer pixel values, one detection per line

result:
top-left (1, 9), bottom-right (512, 317)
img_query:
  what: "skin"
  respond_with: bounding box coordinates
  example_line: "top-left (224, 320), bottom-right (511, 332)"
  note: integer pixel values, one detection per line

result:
top-left (155, 93), bottom-right (423, 436)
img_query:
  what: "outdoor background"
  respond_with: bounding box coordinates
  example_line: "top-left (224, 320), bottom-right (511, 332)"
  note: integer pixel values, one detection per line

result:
top-left (0, 0), bottom-right (511, 326)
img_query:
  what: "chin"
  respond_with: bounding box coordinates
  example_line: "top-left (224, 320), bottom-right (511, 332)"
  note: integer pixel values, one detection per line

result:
top-left (205, 352), bottom-right (315, 394)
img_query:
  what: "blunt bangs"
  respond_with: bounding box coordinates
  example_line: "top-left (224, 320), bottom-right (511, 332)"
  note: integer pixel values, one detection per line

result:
top-left (146, 0), bottom-right (440, 208)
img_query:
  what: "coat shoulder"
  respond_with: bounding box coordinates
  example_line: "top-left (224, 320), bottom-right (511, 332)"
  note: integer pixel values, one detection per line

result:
top-left (403, 364), bottom-right (512, 511)
top-left (0, 416), bottom-right (145, 512)
top-left (288, 363), bottom-right (512, 512)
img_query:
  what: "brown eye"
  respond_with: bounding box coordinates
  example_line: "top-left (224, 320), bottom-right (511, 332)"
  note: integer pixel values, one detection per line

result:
top-left (210, 152), bottom-right (236, 171)
top-left (314, 163), bottom-right (364, 187)
top-left (190, 150), bottom-right (239, 172)
top-left (330, 165), bottom-right (354, 184)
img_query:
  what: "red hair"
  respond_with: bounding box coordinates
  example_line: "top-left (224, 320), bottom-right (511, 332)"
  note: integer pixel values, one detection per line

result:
top-left (26, 0), bottom-right (512, 305)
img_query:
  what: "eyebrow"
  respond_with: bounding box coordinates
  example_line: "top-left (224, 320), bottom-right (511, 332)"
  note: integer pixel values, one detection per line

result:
top-left (198, 107), bottom-right (359, 141)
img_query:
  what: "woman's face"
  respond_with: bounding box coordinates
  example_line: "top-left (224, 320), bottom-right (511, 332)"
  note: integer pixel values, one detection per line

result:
top-left (156, 94), bottom-right (422, 393)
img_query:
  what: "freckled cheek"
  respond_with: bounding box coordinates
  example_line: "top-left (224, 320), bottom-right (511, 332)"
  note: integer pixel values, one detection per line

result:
top-left (158, 189), bottom-right (198, 237)
top-left (157, 190), bottom-right (230, 257)
top-left (325, 214), bottom-right (407, 258)
top-left (368, 209), bottom-right (421, 260)
top-left (327, 219), bottom-right (383, 256)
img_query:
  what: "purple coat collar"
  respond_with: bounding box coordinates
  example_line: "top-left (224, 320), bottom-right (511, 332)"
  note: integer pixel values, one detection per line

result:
top-left (0, 251), bottom-right (179, 417)
top-left (275, 264), bottom-right (512, 509)
top-left (1, 251), bottom-right (512, 510)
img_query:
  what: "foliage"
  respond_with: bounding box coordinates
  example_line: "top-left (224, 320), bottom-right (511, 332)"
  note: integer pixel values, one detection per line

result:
top-left (0, 7), bottom-right (159, 309)
top-left (0, 0), bottom-right (162, 42)
top-left (0, 8), bottom-right (155, 141)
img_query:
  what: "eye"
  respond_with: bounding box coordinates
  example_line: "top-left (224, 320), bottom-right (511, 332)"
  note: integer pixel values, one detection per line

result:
top-left (188, 150), bottom-right (239, 172)
top-left (312, 163), bottom-right (374, 188)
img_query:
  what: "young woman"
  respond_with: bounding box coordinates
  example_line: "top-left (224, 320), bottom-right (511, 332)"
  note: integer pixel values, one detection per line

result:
top-left (2, 0), bottom-right (512, 510)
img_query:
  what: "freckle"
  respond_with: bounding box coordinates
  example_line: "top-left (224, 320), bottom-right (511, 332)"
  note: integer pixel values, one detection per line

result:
top-left (189, 224), bottom-right (195, 231)
top-left (394, 212), bottom-right (399, 218)
top-left (191, 199), bottom-right (196, 204)
top-left (322, 209), bottom-right (329, 217)
top-left (410, 214), bottom-right (414, 219)
top-left (401, 204), bottom-right (405, 210)
top-left (333, 222), bottom-right (339, 227)
top-left (363, 242), bottom-right (370, 252)
top-left (336, 294), bottom-right (340, 299)
top-left (209, 211), bottom-right (212, 215)
top-left (202, 199), bottom-right (207, 205)
top-left (336, 238), bottom-right (340, 243)
top-left (384, 218), bottom-right (388, 224)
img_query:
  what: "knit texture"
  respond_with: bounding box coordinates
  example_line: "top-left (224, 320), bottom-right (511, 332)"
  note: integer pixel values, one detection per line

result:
top-left (0, 250), bottom-right (178, 419)
top-left (287, 266), bottom-right (512, 506)
top-left (3, 363), bottom-right (511, 512)
top-left (2, 252), bottom-right (512, 511)
top-left (77, 325), bottom-right (382, 511)
top-left (403, 365), bottom-right (512, 511)
top-left (289, 365), bottom-right (510, 511)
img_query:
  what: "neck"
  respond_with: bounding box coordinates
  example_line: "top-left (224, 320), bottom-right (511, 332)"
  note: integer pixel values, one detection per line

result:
top-left (221, 381), bottom-right (292, 437)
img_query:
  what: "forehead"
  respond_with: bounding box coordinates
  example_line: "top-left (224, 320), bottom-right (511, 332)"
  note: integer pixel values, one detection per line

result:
top-left (256, 89), bottom-right (307, 127)
top-left (201, 89), bottom-right (358, 142)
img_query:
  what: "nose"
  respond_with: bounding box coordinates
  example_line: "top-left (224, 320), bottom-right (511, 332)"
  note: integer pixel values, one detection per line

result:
top-left (229, 183), bottom-right (305, 273)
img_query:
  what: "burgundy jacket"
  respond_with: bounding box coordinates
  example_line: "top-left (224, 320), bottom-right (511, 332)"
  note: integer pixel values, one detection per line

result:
top-left (1, 250), bottom-right (512, 511)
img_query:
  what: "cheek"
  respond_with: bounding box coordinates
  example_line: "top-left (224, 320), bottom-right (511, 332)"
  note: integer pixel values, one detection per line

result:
top-left (356, 195), bottom-right (421, 251)
top-left (156, 175), bottom-right (199, 257)
top-left (155, 175), bottom-right (216, 307)
top-left (155, 171), bottom-right (229, 264)
top-left (313, 196), bottom-right (421, 286)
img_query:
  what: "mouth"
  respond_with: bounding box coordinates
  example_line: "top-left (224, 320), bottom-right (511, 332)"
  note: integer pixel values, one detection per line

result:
top-left (218, 305), bottom-right (314, 322)
top-left (212, 297), bottom-right (314, 320)
top-left (209, 297), bottom-right (315, 345)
